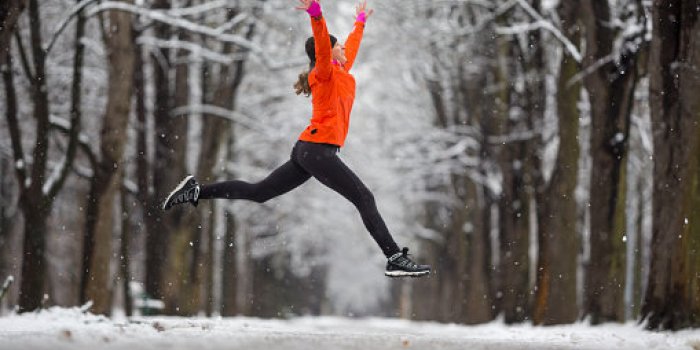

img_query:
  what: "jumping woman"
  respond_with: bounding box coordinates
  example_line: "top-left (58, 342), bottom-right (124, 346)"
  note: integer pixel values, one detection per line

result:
top-left (163, 0), bottom-right (431, 278)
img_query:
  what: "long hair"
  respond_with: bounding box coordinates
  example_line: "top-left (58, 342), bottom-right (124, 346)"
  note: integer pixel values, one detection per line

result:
top-left (294, 66), bottom-right (312, 97)
top-left (294, 35), bottom-right (337, 97)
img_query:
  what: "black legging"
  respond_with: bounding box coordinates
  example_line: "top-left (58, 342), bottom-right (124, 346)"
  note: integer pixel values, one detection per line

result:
top-left (199, 140), bottom-right (401, 258)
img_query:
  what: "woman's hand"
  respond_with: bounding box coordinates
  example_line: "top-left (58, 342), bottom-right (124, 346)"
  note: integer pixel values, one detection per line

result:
top-left (355, 0), bottom-right (374, 22)
top-left (296, 0), bottom-right (322, 17)
top-left (295, 0), bottom-right (318, 11)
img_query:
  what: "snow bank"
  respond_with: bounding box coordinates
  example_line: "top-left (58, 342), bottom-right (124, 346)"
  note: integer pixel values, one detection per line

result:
top-left (1, 307), bottom-right (699, 350)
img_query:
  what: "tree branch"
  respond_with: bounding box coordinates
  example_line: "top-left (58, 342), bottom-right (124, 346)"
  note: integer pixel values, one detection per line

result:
top-left (45, 0), bottom-right (98, 54)
top-left (0, 0), bottom-right (27, 67)
top-left (13, 30), bottom-right (34, 81)
top-left (46, 3), bottom-right (86, 200)
top-left (87, 2), bottom-right (261, 52)
top-left (87, 2), bottom-right (302, 71)
top-left (49, 116), bottom-right (98, 173)
top-left (171, 104), bottom-right (267, 134)
top-left (2, 52), bottom-right (27, 188)
top-left (513, 0), bottom-right (582, 62)
top-left (27, 0), bottom-right (51, 199)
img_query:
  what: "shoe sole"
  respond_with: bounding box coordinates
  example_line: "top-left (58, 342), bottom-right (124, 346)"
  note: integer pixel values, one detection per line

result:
top-left (162, 175), bottom-right (195, 210)
top-left (384, 270), bottom-right (430, 278)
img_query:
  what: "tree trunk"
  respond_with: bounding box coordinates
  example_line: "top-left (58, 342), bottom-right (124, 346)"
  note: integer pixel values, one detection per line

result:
top-left (642, 0), bottom-right (700, 330)
top-left (83, 1), bottom-right (135, 315)
top-left (0, 159), bottom-right (7, 280)
top-left (533, 37), bottom-right (581, 324)
top-left (120, 188), bottom-right (133, 317)
top-left (204, 201), bottom-right (216, 316)
top-left (530, 0), bottom-right (580, 325)
top-left (632, 177), bottom-right (645, 319)
top-left (221, 211), bottom-right (238, 316)
top-left (18, 199), bottom-right (49, 311)
top-left (494, 32), bottom-right (532, 324)
top-left (2, 35), bottom-right (50, 312)
top-left (462, 68), bottom-right (494, 324)
top-left (145, 0), bottom-right (179, 304)
top-left (16, 0), bottom-right (52, 312)
top-left (581, 0), bottom-right (644, 324)
top-left (212, 11), bottom-right (256, 316)
top-left (462, 176), bottom-right (493, 323)
top-left (1, 56), bottom-right (18, 284)
top-left (132, 27), bottom-right (162, 307)
top-left (161, 23), bottom-right (197, 315)
top-left (415, 199), bottom-right (456, 322)
top-left (690, 125), bottom-right (700, 322)
top-left (410, 78), bottom-right (449, 322)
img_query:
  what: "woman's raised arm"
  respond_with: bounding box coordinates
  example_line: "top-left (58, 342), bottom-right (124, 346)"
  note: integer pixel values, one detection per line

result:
top-left (343, 1), bottom-right (374, 72)
top-left (296, 0), bottom-right (333, 81)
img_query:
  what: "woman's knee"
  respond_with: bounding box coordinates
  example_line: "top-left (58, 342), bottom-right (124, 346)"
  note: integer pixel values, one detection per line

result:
top-left (250, 184), bottom-right (280, 203)
top-left (355, 185), bottom-right (377, 209)
top-left (251, 189), bottom-right (273, 203)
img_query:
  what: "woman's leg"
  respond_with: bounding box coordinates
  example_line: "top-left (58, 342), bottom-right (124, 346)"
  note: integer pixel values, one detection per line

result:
top-left (294, 142), bottom-right (401, 258)
top-left (199, 158), bottom-right (311, 203)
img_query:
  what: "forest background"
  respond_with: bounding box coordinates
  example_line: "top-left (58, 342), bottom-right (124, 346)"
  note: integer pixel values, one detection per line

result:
top-left (1, 0), bottom-right (699, 332)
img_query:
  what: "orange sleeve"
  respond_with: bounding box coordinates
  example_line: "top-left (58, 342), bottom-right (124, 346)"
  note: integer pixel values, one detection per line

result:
top-left (311, 15), bottom-right (333, 81)
top-left (343, 20), bottom-right (365, 72)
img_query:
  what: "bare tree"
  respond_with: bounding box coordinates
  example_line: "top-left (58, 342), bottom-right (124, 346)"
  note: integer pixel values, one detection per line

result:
top-left (493, 14), bottom-right (533, 325)
top-left (5, 0), bottom-right (82, 312)
top-left (143, 0), bottom-right (179, 305)
top-left (82, 0), bottom-right (136, 315)
top-left (581, 0), bottom-right (646, 324)
top-left (527, 0), bottom-right (580, 325)
top-left (642, 0), bottom-right (700, 331)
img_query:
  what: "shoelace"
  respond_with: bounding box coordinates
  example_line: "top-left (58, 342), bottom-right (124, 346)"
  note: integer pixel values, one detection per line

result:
top-left (174, 187), bottom-right (197, 205)
top-left (389, 248), bottom-right (420, 269)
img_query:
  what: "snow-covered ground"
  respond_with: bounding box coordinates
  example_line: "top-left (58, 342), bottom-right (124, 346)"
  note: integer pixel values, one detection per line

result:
top-left (1, 307), bottom-right (700, 350)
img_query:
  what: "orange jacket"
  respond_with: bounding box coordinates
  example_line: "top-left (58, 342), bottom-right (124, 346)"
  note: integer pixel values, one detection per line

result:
top-left (298, 15), bottom-right (365, 147)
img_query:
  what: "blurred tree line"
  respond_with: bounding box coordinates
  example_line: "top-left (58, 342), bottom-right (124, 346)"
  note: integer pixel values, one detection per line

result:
top-left (0, 0), bottom-right (699, 331)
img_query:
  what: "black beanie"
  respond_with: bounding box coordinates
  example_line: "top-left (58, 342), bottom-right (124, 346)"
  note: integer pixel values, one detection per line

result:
top-left (305, 35), bottom-right (337, 65)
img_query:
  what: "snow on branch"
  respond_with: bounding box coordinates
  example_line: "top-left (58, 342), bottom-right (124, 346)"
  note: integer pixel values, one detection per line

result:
top-left (171, 104), bottom-right (268, 135)
top-left (85, 2), bottom-right (304, 71)
top-left (512, 0), bottom-right (582, 62)
top-left (43, 115), bottom-right (95, 196)
top-left (212, 13), bottom-right (249, 36)
top-left (48, 1), bottom-right (305, 70)
top-left (495, 21), bottom-right (548, 35)
top-left (453, 0), bottom-right (518, 36)
top-left (164, 0), bottom-right (230, 17)
top-left (566, 22), bottom-right (647, 88)
top-left (565, 54), bottom-right (615, 88)
top-left (46, 0), bottom-right (98, 54)
top-left (487, 129), bottom-right (540, 144)
top-left (48, 0), bottom-right (241, 54)
top-left (0, 276), bottom-right (13, 302)
top-left (141, 36), bottom-right (307, 71)
top-left (86, 2), bottom-right (262, 52)
top-left (137, 37), bottom-right (242, 64)
top-left (406, 0), bottom-right (495, 9)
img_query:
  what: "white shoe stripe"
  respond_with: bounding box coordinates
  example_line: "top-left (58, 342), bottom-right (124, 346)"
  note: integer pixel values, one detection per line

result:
top-left (385, 270), bottom-right (430, 277)
top-left (162, 175), bottom-right (194, 210)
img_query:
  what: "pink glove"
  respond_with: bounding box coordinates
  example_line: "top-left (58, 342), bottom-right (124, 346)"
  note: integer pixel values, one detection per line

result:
top-left (356, 11), bottom-right (367, 23)
top-left (306, 1), bottom-right (322, 17)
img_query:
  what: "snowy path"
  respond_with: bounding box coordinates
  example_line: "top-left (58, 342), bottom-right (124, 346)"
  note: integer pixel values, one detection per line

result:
top-left (1, 308), bottom-right (699, 350)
